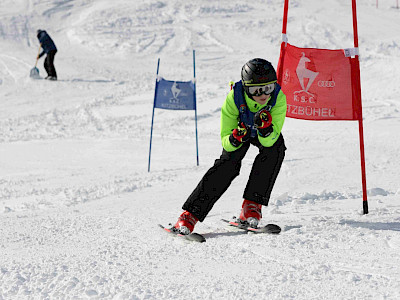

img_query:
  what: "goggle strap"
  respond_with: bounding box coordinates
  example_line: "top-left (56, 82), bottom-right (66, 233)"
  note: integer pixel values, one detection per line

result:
top-left (244, 80), bottom-right (277, 86)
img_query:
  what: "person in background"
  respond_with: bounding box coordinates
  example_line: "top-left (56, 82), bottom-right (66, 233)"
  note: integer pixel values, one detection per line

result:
top-left (36, 29), bottom-right (58, 80)
top-left (173, 58), bottom-right (287, 234)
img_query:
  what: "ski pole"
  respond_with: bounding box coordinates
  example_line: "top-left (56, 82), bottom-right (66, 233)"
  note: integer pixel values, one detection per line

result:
top-left (35, 44), bottom-right (41, 67)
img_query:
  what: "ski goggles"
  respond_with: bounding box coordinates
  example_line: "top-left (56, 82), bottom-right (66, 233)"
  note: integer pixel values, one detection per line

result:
top-left (246, 81), bottom-right (277, 97)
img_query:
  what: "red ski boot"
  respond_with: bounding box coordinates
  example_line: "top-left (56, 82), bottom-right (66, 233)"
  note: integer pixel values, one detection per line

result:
top-left (239, 199), bottom-right (262, 228)
top-left (174, 211), bottom-right (198, 235)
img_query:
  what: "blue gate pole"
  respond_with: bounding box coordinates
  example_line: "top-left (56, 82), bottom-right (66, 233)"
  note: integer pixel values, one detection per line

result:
top-left (193, 50), bottom-right (199, 166)
top-left (148, 58), bottom-right (161, 172)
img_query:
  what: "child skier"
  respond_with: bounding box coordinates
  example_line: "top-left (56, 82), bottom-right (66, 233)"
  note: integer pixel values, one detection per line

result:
top-left (174, 58), bottom-right (287, 234)
top-left (36, 29), bottom-right (58, 80)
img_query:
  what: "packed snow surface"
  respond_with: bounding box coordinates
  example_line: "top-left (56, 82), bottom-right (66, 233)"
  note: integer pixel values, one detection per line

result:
top-left (0, 0), bottom-right (399, 299)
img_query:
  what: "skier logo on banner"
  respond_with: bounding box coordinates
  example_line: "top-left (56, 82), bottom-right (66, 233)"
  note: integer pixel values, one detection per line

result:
top-left (294, 52), bottom-right (319, 104)
top-left (170, 82), bottom-right (181, 101)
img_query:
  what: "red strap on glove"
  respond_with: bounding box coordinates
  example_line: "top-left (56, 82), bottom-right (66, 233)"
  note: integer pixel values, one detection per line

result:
top-left (254, 110), bottom-right (272, 129)
top-left (254, 110), bottom-right (273, 138)
top-left (230, 122), bottom-right (250, 147)
top-left (232, 122), bottom-right (248, 142)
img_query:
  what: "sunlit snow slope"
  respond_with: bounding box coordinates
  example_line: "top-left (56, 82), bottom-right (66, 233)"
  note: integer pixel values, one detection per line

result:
top-left (0, 0), bottom-right (399, 299)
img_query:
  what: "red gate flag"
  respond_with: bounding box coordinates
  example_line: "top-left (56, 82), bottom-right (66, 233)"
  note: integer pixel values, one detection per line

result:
top-left (278, 43), bottom-right (361, 121)
top-left (278, 0), bottom-right (368, 214)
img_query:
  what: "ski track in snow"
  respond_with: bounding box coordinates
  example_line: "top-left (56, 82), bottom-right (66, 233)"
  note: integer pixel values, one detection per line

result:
top-left (1, 0), bottom-right (400, 299)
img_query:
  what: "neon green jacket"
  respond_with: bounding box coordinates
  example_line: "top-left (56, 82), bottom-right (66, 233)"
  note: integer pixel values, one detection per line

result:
top-left (220, 88), bottom-right (287, 152)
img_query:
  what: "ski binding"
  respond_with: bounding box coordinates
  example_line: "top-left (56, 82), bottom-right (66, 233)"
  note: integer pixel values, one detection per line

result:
top-left (158, 224), bottom-right (206, 243)
top-left (222, 218), bottom-right (281, 234)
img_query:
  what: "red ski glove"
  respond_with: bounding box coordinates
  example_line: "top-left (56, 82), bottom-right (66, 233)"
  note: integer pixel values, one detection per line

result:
top-left (229, 122), bottom-right (250, 147)
top-left (254, 109), bottom-right (273, 137)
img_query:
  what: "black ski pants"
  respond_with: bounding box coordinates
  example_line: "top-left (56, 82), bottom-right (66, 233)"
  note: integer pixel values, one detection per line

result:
top-left (44, 50), bottom-right (57, 78)
top-left (183, 134), bottom-right (286, 222)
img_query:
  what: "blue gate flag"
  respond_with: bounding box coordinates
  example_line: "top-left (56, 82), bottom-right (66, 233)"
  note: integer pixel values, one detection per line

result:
top-left (155, 78), bottom-right (195, 110)
top-left (148, 50), bottom-right (199, 172)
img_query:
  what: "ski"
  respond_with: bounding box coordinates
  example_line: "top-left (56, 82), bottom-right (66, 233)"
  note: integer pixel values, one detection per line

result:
top-left (221, 218), bottom-right (281, 234)
top-left (158, 224), bottom-right (206, 243)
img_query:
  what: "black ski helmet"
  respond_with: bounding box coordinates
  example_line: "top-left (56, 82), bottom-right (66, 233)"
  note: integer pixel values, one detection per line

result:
top-left (241, 58), bottom-right (277, 96)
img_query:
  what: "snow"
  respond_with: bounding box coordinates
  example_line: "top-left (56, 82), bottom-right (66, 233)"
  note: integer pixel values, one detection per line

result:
top-left (0, 0), bottom-right (399, 299)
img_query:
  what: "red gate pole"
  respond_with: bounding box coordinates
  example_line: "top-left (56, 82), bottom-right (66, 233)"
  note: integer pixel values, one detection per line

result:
top-left (281, 0), bottom-right (289, 37)
top-left (351, 0), bottom-right (368, 214)
top-left (278, 0), bottom-right (289, 83)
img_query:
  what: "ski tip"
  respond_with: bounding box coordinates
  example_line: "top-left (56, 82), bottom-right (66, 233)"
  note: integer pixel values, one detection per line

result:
top-left (158, 224), bottom-right (169, 230)
top-left (158, 224), bottom-right (173, 233)
top-left (190, 233), bottom-right (206, 243)
top-left (265, 224), bottom-right (281, 234)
